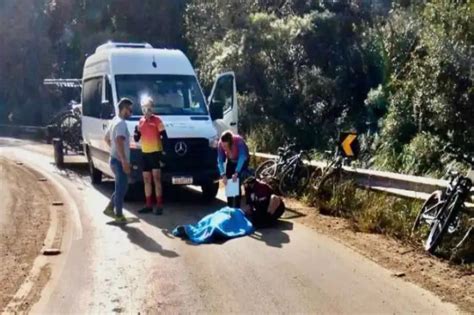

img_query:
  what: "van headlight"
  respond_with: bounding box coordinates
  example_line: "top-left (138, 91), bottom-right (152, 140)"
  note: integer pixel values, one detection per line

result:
top-left (209, 135), bottom-right (219, 148)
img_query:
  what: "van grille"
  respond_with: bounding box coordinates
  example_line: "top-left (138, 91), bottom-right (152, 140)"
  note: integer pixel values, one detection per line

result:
top-left (162, 138), bottom-right (217, 172)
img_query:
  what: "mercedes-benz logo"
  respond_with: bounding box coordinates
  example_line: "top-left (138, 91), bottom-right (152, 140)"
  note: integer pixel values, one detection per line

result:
top-left (174, 141), bottom-right (188, 156)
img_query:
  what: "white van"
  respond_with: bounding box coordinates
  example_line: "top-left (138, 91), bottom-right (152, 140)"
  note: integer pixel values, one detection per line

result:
top-left (81, 42), bottom-right (238, 200)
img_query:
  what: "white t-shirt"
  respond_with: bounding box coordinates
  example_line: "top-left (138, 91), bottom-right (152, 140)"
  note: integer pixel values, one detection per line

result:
top-left (106, 116), bottom-right (130, 162)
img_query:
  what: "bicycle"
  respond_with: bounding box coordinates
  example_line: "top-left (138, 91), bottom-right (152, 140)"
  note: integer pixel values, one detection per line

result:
top-left (255, 143), bottom-right (296, 180)
top-left (255, 143), bottom-right (311, 196)
top-left (412, 145), bottom-right (474, 254)
top-left (311, 148), bottom-right (352, 202)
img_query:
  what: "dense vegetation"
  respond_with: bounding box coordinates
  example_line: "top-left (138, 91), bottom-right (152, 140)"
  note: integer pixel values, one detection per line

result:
top-left (0, 0), bottom-right (472, 176)
top-left (0, 0), bottom-right (187, 124)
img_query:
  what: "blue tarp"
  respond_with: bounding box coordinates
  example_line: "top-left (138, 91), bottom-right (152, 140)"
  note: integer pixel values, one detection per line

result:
top-left (172, 207), bottom-right (254, 244)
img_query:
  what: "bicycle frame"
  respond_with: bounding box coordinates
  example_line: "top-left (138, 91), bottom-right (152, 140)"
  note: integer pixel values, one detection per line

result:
top-left (423, 174), bottom-right (470, 224)
top-left (312, 152), bottom-right (344, 190)
top-left (278, 152), bottom-right (304, 178)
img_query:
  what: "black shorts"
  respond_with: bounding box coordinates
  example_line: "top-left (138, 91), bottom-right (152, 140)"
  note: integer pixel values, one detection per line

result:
top-left (142, 152), bottom-right (162, 172)
top-left (250, 201), bottom-right (285, 228)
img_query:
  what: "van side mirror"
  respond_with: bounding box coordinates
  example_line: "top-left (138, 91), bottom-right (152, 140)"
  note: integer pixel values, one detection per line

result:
top-left (209, 100), bottom-right (224, 121)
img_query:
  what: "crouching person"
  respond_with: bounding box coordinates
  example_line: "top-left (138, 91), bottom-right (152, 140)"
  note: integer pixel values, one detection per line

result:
top-left (218, 130), bottom-right (250, 208)
top-left (243, 177), bottom-right (285, 228)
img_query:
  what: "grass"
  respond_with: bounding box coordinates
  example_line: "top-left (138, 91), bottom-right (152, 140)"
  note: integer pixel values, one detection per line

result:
top-left (303, 181), bottom-right (421, 240)
top-left (301, 180), bottom-right (473, 264)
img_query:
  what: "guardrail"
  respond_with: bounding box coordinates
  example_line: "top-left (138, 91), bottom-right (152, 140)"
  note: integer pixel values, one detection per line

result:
top-left (250, 152), bottom-right (470, 203)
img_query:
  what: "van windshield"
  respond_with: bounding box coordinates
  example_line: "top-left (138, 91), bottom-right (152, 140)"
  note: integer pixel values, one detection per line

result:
top-left (115, 75), bottom-right (208, 116)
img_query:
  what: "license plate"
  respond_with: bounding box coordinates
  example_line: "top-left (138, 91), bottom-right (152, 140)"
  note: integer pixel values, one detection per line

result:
top-left (172, 176), bottom-right (193, 185)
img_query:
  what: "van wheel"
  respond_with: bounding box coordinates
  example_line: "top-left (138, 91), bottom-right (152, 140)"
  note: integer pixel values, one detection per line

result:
top-left (201, 182), bottom-right (219, 202)
top-left (87, 153), bottom-right (102, 185)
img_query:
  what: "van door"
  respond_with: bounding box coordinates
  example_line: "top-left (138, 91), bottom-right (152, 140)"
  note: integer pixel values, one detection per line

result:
top-left (94, 76), bottom-right (116, 174)
top-left (101, 75), bottom-right (116, 144)
top-left (208, 72), bottom-right (238, 135)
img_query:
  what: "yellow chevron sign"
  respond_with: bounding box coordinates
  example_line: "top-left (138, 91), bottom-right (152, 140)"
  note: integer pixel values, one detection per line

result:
top-left (341, 133), bottom-right (358, 157)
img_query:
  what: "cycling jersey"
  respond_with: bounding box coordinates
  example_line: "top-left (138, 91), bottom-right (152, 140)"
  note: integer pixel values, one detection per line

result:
top-left (138, 115), bottom-right (165, 153)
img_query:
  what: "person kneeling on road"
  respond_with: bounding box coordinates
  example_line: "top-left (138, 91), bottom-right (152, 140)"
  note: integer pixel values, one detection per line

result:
top-left (243, 177), bottom-right (285, 228)
top-left (134, 96), bottom-right (167, 215)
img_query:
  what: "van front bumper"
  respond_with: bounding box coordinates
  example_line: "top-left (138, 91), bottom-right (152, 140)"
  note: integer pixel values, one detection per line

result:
top-left (128, 147), bottom-right (220, 186)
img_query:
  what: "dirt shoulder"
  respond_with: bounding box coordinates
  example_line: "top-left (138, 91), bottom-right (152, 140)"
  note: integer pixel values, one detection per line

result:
top-left (283, 199), bottom-right (473, 313)
top-left (0, 158), bottom-right (52, 311)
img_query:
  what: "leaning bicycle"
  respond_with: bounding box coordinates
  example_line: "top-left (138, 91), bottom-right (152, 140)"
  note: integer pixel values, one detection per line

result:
top-left (255, 143), bottom-right (296, 181)
top-left (412, 145), bottom-right (474, 254)
top-left (311, 148), bottom-right (351, 202)
top-left (255, 143), bottom-right (311, 196)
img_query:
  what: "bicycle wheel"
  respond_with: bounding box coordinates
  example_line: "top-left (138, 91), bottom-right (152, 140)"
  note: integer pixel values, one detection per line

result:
top-left (309, 167), bottom-right (324, 190)
top-left (279, 163), bottom-right (310, 196)
top-left (316, 172), bottom-right (339, 202)
top-left (424, 193), bottom-right (462, 254)
top-left (255, 160), bottom-right (277, 180)
top-left (412, 190), bottom-right (443, 234)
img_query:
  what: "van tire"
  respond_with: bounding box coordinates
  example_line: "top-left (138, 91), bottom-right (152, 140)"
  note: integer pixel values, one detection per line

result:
top-left (87, 151), bottom-right (102, 185)
top-left (201, 182), bottom-right (219, 202)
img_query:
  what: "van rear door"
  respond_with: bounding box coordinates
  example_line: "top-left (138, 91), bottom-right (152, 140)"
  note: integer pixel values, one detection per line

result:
top-left (208, 72), bottom-right (238, 135)
top-left (82, 77), bottom-right (104, 151)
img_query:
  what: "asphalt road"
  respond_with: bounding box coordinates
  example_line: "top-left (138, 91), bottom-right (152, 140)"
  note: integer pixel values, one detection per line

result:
top-left (0, 138), bottom-right (459, 314)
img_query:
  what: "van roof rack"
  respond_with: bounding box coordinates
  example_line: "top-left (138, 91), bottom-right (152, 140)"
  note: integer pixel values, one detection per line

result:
top-left (96, 42), bottom-right (153, 53)
top-left (44, 78), bottom-right (82, 88)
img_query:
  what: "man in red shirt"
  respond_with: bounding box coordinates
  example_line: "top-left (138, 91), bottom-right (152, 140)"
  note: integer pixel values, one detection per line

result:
top-left (134, 97), bottom-right (167, 214)
top-left (243, 177), bottom-right (285, 228)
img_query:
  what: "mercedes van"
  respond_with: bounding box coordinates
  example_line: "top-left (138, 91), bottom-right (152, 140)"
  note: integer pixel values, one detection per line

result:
top-left (81, 42), bottom-right (238, 200)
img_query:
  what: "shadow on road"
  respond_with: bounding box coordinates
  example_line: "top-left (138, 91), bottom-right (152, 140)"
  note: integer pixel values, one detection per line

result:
top-left (283, 207), bottom-right (307, 220)
top-left (94, 181), bottom-right (226, 232)
top-left (118, 225), bottom-right (179, 258)
top-left (249, 220), bottom-right (293, 248)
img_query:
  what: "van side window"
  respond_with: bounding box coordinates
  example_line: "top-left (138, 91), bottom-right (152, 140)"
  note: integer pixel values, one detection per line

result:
top-left (82, 78), bottom-right (102, 118)
top-left (211, 74), bottom-right (234, 113)
top-left (102, 77), bottom-right (115, 119)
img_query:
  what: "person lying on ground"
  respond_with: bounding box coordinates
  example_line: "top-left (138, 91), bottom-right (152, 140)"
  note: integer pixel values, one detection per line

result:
top-left (172, 207), bottom-right (254, 244)
top-left (172, 177), bottom-right (285, 243)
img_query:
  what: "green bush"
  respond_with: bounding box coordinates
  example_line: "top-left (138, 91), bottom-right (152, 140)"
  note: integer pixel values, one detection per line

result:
top-left (400, 132), bottom-right (444, 176)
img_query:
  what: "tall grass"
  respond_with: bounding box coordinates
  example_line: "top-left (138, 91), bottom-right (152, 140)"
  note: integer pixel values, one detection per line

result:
top-left (303, 181), bottom-right (423, 241)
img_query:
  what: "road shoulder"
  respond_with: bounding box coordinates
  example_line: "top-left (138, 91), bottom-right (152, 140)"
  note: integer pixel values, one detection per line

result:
top-left (0, 157), bottom-right (65, 313)
top-left (284, 198), bottom-right (473, 312)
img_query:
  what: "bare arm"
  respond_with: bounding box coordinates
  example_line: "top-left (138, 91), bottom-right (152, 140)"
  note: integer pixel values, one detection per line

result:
top-left (104, 128), bottom-right (111, 147)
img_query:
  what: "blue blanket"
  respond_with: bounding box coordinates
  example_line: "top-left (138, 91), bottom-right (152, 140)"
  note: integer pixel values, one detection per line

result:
top-left (172, 207), bottom-right (254, 244)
